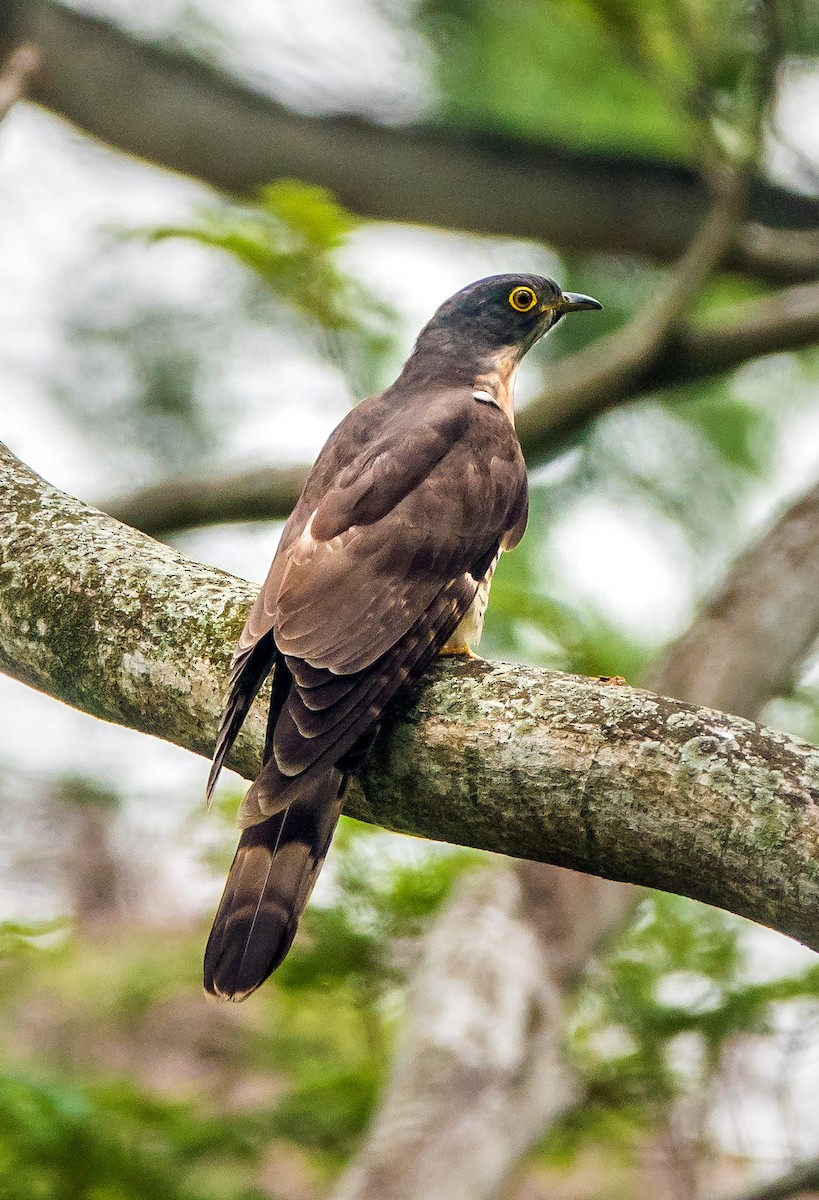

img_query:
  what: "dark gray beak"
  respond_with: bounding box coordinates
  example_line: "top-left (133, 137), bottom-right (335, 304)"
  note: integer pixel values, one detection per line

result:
top-left (559, 291), bottom-right (603, 313)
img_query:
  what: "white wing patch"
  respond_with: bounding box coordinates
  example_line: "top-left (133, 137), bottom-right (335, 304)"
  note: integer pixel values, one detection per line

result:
top-left (473, 389), bottom-right (498, 407)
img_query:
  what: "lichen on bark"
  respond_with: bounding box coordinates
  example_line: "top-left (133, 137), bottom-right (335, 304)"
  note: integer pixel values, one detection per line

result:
top-left (3, 440), bottom-right (819, 952)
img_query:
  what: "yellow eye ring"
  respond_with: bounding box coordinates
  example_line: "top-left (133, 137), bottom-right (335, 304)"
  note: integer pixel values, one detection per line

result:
top-left (508, 286), bottom-right (538, 313)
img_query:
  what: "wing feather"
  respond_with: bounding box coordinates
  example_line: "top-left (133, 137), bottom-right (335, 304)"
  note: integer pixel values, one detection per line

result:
top-left (207, 383), bottom-right (529, 996)
top-left (237, 574), bottom-right (476, 825)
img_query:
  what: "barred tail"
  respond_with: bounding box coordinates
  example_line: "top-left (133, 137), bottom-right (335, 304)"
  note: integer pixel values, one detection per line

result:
top-left (204, 768), bottom-right (346, 1001)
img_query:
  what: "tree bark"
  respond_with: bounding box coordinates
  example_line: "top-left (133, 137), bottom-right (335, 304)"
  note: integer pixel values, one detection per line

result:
top-left (4, 439), bottom-right (819, 952)
top-left (331, 859), bottom-right (634, 1200)
top-left (646, 480), bottom-right (819, 719)
top-left (4, 0), bottom-right (819, 282)
top-left (333, 867), bottom-right (580, 1200)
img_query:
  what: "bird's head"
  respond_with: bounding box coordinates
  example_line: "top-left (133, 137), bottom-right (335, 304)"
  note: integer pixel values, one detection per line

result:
top-left (404, 274), bottom-right (601, 386)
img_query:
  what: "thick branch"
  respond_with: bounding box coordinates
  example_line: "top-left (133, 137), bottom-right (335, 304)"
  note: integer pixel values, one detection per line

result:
top-left (4, 0), bottom-right (819, 282)
top-left (100, 277), bottom-right (819, 535)
top-left (720, 1157), bottom-right (819, 1200)
top-left (334, 866), bottom-right (579, 1200)
top-left (647, 480), bottom-right (819, 718)
top-left (4, 440), bottom-right (819, 952)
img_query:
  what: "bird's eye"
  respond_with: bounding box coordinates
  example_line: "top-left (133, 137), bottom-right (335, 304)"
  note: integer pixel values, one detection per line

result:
top-left (508, 286), bottom-right (538, 313)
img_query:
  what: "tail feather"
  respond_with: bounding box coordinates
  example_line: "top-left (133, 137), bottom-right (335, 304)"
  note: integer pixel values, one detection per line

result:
top-left (204, 768), bottom-right (346, 1001)
top-left (206, 637), bottom-right (277, 805)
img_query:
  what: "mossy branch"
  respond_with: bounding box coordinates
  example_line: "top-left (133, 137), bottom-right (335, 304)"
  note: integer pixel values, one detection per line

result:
top-left (3, 439), bottom-right (819, 951)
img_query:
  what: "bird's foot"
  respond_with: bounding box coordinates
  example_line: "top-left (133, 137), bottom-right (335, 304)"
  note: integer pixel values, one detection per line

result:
top-left (440, 644), bottom-right (479, 659)
top-left (597, 675), bottom-right (627, 685)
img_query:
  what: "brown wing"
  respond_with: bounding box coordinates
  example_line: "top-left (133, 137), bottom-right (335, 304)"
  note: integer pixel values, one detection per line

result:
top-left (205, 387), bottom-right (527, 999)
top-left (208, 386), bottom-right (528, 805)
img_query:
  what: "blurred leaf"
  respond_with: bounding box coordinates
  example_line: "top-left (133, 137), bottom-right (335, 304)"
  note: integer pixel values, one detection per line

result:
top-left (268, 1061), bottom-right (380, 1161)
top-left (148, 180), bottom-right (396, 393)
top-left (419, 0), bottom-right (818, 161)
top-left (419, 0), bottom-right (694, 157)
top-left (55, 776), bottom-right (120, 812)
top-left (0, 1071), bottom-right (266, 1200)
top-left (537, 892), bottom-right (819, 1168)
top-left (680, 394), bottom-right (768, 472)
top-left (0, 919), bottom-right (70, 966)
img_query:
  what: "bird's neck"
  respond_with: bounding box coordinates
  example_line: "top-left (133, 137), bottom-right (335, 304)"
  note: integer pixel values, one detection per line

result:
top-left (472, 347), bottom-right (520, 426)
top-left (396, 335), bottom-right (522, 424)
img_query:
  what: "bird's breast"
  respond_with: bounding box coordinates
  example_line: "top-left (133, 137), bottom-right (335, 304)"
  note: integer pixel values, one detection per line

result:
top-left (443, 555), bottom-right (500, 653)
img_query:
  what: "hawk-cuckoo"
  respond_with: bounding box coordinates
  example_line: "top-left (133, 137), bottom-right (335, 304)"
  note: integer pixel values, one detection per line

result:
top-left (204, 273), bottom-right (601, 1000)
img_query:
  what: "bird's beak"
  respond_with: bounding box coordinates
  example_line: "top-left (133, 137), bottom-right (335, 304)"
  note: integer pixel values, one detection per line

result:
top-left (557, 291), bottom-right (602, 313)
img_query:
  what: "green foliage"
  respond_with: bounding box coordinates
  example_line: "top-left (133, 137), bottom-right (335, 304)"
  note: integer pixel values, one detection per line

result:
top-left (55, 284), bottom-right (226, 472)
top-left (0, 821), bottom-right (480, 1187)
top-left (418, 0), bottom-right (802, 159)
top-left (484, 520), bottom-right (654, 680)
top-left (282, 818), bottom-right (482, 992)
top-left (420, 0), bottom-right (689, 156)
top-left (54, 776), bottom-right (120, 812)
top-left (53, 181), bottom-right (397, 477)
top-left (0, 920), bottom-right (70, 970)
top-left (149, 180), bottom-right (396, 394)
top-left (0, 1072), bottom-right (266, 1200)
top-left (151, 182), bottom-right (357, 329)
top-left (538, 893), bottom-right (819, 1167)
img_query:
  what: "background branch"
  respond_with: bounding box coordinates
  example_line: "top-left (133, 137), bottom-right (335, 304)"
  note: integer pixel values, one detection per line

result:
top-left (3, 0), bottom-right (819, 282)
top-left (518, 167), bottom-right (745, 454)
top-left (333, 866), bottom-right (582, 1200)
top-left (0, 40), bottom-right (39, 122)
top-left (719, 1155), bottom-right (819, 1200)
top-left (99, 275), bottom-right (819, 537)
top-left (100, 462), bottom-right (308, 537)
top-left (646, 479), bottom-right (819, 717)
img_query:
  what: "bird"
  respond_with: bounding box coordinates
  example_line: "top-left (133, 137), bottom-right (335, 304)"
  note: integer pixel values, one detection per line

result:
top-left (204, 273), bottom-right (601, 1000)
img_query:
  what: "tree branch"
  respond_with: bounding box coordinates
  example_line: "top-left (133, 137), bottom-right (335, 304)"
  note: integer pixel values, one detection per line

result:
top-left (719, 1156), bottom-right (819, 1200)
top-left (519, 279), bottom-right (819, 458)
top-left (4, 438), bottom-right (819, 952)
top-left (4, 0), bottom-right (819, 282)
top-left (98, 275), bottom-right (819, 536)
top-left (333, 866), bottom-right (581, 1200)
top-left (0, 40), bottom-right (39, 122)
top-left (100, 463), bottom-right (309, 537)
top-left (646, 479), bottom-right (819, 719)
top-left (517, 166), bottom-right (746, 455)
